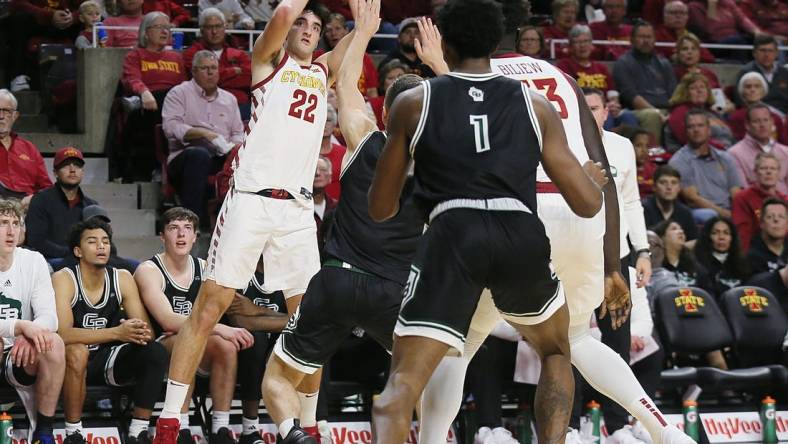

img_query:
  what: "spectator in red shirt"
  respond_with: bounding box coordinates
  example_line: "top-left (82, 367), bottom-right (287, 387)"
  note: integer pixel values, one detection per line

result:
top-left (120, 12), bottom-right (185, 181)
top-left (0, 90), bottom-right (53, 205)
top-left (183, 8), bottom-right (252, 119)
top-left (589, 0), bottom-right (631, 60)
top-left (655, 2), bottom-right (715, 63)
top-left (8, 0), bottom-right (84, 92)
top-left (316, 13), bottom-right (379, 98)
top-left (541, 0), bottom-right (579, 59)
top-left (732, 152), bottom-right (788, 251)
top-left (142, 0), bottom-right (190, 26)
top-left (740, 0), bottom-right (788, 43)
top-left (672, 33), bottom-right (721, 89)
top-left (687, 0), bottom-right (763, 45)
top-left (629, 128), bottom-right (657, 197)
top-left (514, 25), bottom-right (544, 57)
top-left (103, 0), bottom-right (144, 48)
top-left (726, 73), bottom-right (786, 144)
top-left (557, 24), bottom-right (616, 93)
top-left (666, 72), bottom-right (734, 151)
top-left (319, 105), bottom-right (346, 201)
top-left (369, 60), bottom-right (407, 129)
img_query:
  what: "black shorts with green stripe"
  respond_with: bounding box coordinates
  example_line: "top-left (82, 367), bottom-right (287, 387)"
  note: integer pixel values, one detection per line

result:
top-left (395, 208), bottom-right (564, 353)
top-left (273, 263), bottom-right (404, 374)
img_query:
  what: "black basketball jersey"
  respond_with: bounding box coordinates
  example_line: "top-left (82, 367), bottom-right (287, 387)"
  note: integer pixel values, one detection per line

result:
top-left (241, 271), bottom-right (286, 314)
top-left (411, 73), bottom-right (542, 220)
top-left (148, 254), bottom-right (204, 336)
top-left (65, 264), bottom-right (125, 352)
top-left (323, 131), bottom-right (423, 285)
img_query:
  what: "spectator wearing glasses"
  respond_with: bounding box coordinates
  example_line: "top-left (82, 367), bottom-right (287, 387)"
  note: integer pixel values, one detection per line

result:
top-left (734, 35), bottom-right (788, 114)
top-left (162, 50), bottom-right (244, 224)
top-left (183, 8), bottom-right (253, 119)
top-left (514, 25), bottom-right (544, 57)
top-left (557, 24), bottom-right (616, 93)
top-left (120, 12), bottom-right (185, 182)
top-left (654, 1), bottom-right (715, 62)
top-left (0, 89), bottom-right (52, 206)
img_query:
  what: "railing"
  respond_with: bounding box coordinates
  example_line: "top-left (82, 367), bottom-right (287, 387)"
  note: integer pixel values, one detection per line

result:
top-left (547, 38), bottom-right (788, 60)
top-left (92, 24), bottom-right (396, 51)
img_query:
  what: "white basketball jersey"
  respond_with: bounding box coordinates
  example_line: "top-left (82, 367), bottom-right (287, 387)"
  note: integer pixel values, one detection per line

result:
top-left (491, 56), bottom-right (588, 182)
top-left (233, 53), bottom-right (329, 196)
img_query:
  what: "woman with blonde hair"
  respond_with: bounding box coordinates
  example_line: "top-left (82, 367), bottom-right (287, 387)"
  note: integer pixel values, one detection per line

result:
top-left (673, 33), bottom-right (721, 88)
top-left (666, 72), bottom-right (734, 150)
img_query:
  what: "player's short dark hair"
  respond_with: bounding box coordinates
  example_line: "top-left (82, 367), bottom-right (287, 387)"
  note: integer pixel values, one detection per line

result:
top-left (745, 102), bottom-right (772, 123)
top-left (69, 217), bottom-right (113, 251)
top-left (630, 20), bottom-right (652, 40)
top-left (384, 74), bottom-right (423, 110)
top-left (753, 34), bottom-right (778, 50)
top-left (161, 207), bottom-right (199, 232)
top-left (761, 197), bottom-right (787, 217)
top-left (302, 1), bottom-right (330, 30)
top-left (654, 164), bottom-right (681, 183)
top-left (437, 0), bottom-right (505, 59)
top-left (581, 87), bottom-right (605, 101)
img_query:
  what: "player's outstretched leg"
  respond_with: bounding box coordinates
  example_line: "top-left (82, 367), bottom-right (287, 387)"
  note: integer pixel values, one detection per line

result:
top-left (508, 304), bottom-right (573, 444)
top-left (262, 354), bottom-right (315, 444)
top-left (372, 336), bottom-right (450, 444)
top-left (153, 280), bottom-right (236, 444)
top-left (569, 322), bottom-right (695, 444)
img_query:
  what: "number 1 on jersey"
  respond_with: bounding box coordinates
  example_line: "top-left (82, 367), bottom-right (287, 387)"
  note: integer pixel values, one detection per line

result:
top-left (470, 114), bottom-right (491, 153)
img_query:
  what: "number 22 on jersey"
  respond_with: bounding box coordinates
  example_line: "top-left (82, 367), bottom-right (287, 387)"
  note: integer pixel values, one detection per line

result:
top-left (288, 89), bottom-right (318, 123)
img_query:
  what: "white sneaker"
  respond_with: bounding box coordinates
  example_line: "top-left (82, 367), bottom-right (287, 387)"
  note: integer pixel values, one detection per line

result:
top-left (490, 427), bottom-right (519, 444)
top-left (609, 426), bottom-right (648, 444)
top-left (630, 422), bottom-right (653, 444)
top-left (475, 427), bottom-right (493, 444)
top-left (10, 75), bottom-right (30, 92)
top-left (657, 426), bottom-right (696, 444)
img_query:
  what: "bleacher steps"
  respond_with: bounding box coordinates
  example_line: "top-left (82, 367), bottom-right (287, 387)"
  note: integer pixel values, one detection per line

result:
top-left (18, 131), bottom-right (85, 154)
top-left (13, 114), bottom-right (49, 133)
top-left (81, 183), bottom-right (137, 210)
top-left (105, 208), bottom-right (156, 237)
top-left (113, 236), bottom-right (162, 261)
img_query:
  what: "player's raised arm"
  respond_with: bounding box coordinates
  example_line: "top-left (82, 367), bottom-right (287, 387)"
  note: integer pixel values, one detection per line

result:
top-left (368, 86), bottom-right (423, 221)
top-left (414, 17), bottom-right (450, 76)
top-left (535, 91), bottom-right (603, 218)
top-left (251, 0), bottom-right (312, 81)
top-left (337, 0), bottom-right (380, 169)
top-left (315, 0), bottom-right (365, 86)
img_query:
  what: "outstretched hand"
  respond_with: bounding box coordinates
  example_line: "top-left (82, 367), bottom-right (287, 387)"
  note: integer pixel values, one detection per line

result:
top-left (351, 0), bottom-right (381, 38)
top-left (414, 17), bottom-right (449, 75)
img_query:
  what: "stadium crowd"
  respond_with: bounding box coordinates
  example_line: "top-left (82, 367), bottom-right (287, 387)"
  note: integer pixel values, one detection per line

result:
top-left (0, 0), bottom-right (786, 443)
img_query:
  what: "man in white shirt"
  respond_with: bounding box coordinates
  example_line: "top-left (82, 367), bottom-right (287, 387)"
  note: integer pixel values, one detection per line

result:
top-left (0, 199), bottom-right (64, 444)
top-left (583, 87), bottom-right (652, 444)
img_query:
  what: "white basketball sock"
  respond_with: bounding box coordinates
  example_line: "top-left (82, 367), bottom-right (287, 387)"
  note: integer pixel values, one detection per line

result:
top-left (65, 421), bottom-right (83, 436)
top-left (161, 379), bottom-right (190, 420)
top-left (419, 356), bottom-right (469, 443)
top-left (279, 418), bottom-right (296, 439)
top-left (212, 411), bottom-right (230, 433)
top-left (297, 391), bottom-right (319, 428)
top-left (128, 418), bottom-right (149, 438)
top-left (180, 413), bottom-right (190, 430)
top-left (569, 325), bottom-right (669, 442)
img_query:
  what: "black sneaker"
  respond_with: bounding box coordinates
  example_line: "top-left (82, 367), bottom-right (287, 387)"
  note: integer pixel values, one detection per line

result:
top-left (210, 428), bottom-right (236, 444)
top-left (177, 429), bottom-right (194, 444)
top-left (31, 431), bottom-right (56, 444)
top-left (238, 431), bottom-right (263, 444)
top-left (127, 431), bottom-right (153, 444)
top-left (64, 432), bottom-right (87, 444)
top-left (280, 423), bottom-right (316, 444)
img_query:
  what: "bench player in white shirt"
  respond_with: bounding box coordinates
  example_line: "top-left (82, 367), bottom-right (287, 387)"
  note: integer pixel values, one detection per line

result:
top-left (0, 199), bottom-right (64, 444)
top-left (413, 19), bottom-right (694, 444)
top-left (152, 1), bottom-right (362, 442)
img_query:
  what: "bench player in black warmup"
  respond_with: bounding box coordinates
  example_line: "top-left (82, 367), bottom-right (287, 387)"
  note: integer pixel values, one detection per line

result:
top-left (261, 1), bottom-right (425, 443)
top-left (226, 255), bottom-right (289, 442)
top-left (53, 218), bottom-right (168, 444)
top-left (367, 1), bottom-right (609, 443)
top-left (135, 207), bottom-right (254, 444)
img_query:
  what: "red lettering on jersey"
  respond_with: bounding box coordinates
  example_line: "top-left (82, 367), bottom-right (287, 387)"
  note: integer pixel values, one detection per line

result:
top-left (288, 89), bottom-right (319, 123)
top-left (522, 78), bottom-right (569, 119)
